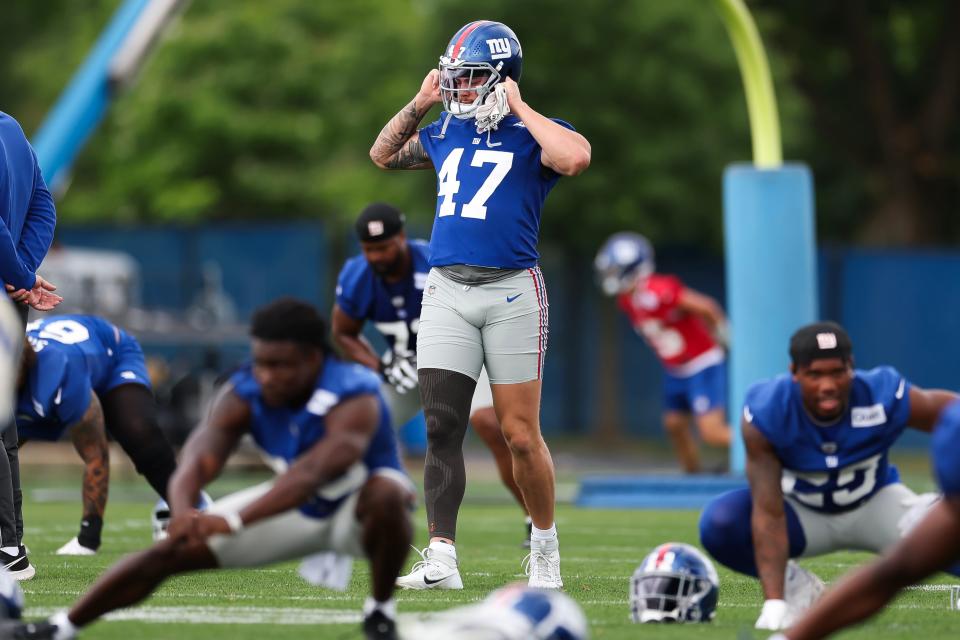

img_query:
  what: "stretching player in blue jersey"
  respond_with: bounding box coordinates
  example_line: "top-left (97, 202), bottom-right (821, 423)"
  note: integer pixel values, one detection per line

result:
top-left (332, 203), bottom-right (531, 560)
top-left (773, 399), bottom-right (960, 640)
top-left (0, 299), bottom-right (414, 640)
top-left (371, 20), bottom-right (590, 590)
top-left (698, 322), bottom-right (958, 631)
top-left (16, 315), bottom-right (181, 559)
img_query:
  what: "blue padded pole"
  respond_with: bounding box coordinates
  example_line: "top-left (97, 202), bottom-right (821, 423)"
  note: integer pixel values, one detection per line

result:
top-left (724, 164), bottom-right (817, 473)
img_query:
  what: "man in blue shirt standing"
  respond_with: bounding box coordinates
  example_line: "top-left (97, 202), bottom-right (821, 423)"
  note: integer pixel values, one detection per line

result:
top-left (0, 111), bottom-right (62, 580)
top-left (370, 21), bottom-right (590, 589)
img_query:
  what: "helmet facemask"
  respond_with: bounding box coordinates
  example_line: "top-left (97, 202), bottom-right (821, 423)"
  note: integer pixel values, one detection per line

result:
top-left (439, 58), bottom-right (501, 119)
top-left (630, 571), bottom-right (713, 623)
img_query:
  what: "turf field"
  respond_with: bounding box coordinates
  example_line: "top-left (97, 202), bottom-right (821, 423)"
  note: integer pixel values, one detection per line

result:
top-left (16, 462), bottom-right (958, 639)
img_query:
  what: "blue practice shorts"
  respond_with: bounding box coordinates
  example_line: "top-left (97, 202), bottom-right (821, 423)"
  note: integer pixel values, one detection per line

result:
top-left (98, 330), bottom-right (152, 394)
top-left (663, 362), bottom-right (726, 416)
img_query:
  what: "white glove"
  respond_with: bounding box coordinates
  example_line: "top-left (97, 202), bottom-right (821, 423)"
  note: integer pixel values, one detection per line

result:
top-left (755, 599), bottom-right (793, 630)
top-left (474, 83), bottom-right (510, 133)
top-left (382, 352), bottom-right (418, 394)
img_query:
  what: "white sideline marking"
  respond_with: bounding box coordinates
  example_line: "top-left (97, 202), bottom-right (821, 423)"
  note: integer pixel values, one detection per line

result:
top-left (28, 606), bottom-right (362, 625)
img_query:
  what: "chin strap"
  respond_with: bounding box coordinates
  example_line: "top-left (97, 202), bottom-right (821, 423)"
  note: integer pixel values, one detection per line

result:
top-left (431, 112), bottom-right (454, 140)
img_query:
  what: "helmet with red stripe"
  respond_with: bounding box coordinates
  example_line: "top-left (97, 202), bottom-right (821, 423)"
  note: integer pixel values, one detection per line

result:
top-left (630, 542), bottom-right (719, 623)
top-left (439, 20), bottom-right (523, 118)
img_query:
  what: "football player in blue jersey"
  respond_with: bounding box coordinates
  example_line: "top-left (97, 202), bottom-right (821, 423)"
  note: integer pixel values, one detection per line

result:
top-left (773, 399), bottom-right (960, 640)
top-left (0, 299), bottom-right (414, 640)
top-left (698, 322), bottom-right (958, 631)
top-left (370, 20), bottom-right (590, 590)
top-left (332, 203), bottom-right (531, 560)
top-left (15, 315), bottom-right (181, 561)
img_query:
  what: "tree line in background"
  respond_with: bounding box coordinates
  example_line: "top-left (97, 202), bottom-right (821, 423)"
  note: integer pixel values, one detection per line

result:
top-left (1, 0), bottom-right (957, 253)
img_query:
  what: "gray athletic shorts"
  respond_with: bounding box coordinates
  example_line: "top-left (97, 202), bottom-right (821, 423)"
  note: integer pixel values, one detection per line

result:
top-left (205, 468), bottom-right (412, 568)
top-left (417, 267), bottom-right (549, 384)
top-left (789, 482), bottom-right (923, 557)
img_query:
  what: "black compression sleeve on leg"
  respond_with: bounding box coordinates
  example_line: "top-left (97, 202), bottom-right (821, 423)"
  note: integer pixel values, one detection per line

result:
top-left (101, 385), bottom-right (177, 500)
top-left (419, 368), bottom-right (477, 542)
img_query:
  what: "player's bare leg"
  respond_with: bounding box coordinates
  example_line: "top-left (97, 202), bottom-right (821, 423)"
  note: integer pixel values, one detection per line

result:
top-left (62, 539), bottom-right (218, 633)
top-left (694, 408), bottom-right (731, 448)
top-left (471, 407), bottom-right (528, 512)
top-left (492, 379), bottom-right (562, 589)
top-left (493, 380), bottom-right (553, 527)
top-left (357, 476), bottom-right (414, 639)
top-left (664, 410), bottom-right (700, 473)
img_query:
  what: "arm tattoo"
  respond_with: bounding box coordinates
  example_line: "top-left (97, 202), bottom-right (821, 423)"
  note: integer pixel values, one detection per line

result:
top-left (386, 137), bottom-right (431, 169)
top-left (71, 398), bottom-right (110, 519)
top-left (371, 100), bottom-right (433, 169)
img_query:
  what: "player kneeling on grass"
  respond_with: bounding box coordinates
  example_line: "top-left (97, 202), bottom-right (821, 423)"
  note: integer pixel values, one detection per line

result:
top-left (771, 398), bottom-right (960, 640)
top-left (0, 299), bottom-right (414, 640)
top-left (698, 321), bottom-right (959, 631)
top-left (15, 315), bottom-right (183, 559)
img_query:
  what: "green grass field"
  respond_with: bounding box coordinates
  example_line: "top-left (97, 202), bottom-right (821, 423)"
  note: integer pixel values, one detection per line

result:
top-left (15, 464), bottom-right (959, 639)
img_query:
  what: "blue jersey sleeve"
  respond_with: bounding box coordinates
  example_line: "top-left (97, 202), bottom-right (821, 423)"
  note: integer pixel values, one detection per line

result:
top-left (30, 349), bottom-right (91, 428)
top-left (859, 366), bottom-right (911, 430)
top-left (335, 257), bottom-right (373, 321)
top-left (933, 400), bottom-right (960, 497)
top-left (742, 377), bottom-right (789, 448)
top-left (336, 362), bottom-right (383, 400)
top-left (227, 365), bottom-right (259, 402)
top-left (17, 158), bottom-right (57, 273)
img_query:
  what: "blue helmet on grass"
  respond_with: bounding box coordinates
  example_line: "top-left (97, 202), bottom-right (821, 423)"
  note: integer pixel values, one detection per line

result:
top-left (594, 232), bottom-right (655, 296)
top-left (630, 542), bottom-right (719, 623)
top-left (440, 20), bottom-right (523, 118)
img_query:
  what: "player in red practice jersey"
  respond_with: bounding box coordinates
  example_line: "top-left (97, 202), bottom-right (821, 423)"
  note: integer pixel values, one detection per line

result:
top-left (596, 232), bottom-right (731, 472)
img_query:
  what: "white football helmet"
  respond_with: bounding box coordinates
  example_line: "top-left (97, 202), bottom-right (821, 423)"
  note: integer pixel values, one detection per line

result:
top-left (406, 583), bottom-right (588, 639)
top-left (0, 569), bottom-right (24, 619)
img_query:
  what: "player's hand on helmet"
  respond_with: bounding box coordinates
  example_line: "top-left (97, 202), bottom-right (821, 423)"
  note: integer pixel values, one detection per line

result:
top-left (755, 599), bottom-right (793, 630)
top-left (502, 77), bottom-right (524, 113)
top-left (381, 351), bottom-right (418, 394)
top-left (417, 69), bottom-right (441, 107)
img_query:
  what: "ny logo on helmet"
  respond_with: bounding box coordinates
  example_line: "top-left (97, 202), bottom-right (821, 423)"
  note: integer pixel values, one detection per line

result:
top-left (486, 38), bottom-right (512, 60)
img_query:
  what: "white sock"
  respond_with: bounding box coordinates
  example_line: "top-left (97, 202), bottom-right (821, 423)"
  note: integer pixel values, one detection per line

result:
top-left (428, 540), bottom-right (456, 558)
top-left (51, 610), bottom-right (78, 640)
top-left (531, 523), bottom-right (557, 541)
top-left (362, 596), bottom-right (397, 621)
top-left (1, 546), bottom-right (19, 556)
top-left (524, 515), bottom-right (533, 525)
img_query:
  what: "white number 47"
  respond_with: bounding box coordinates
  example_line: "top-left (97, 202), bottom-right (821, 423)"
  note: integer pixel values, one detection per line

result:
top-left (437, 148), bottom-right (514, 220)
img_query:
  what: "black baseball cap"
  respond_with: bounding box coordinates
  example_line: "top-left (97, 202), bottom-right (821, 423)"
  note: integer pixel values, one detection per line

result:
top-left (789, 321), bottom-right (853, 367)
top-left (355, 203), bottom-right (405, 242)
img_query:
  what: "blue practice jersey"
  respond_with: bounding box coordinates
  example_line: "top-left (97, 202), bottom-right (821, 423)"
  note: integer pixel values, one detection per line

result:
top-left (335, 239), bottom-right (430, 358)
top-left (744, 366), bottom-right (912, 513)
top-left (229, 356), bottom-right (403, 519)
top-left (418, 113), bottom-right (574, 269)
top-left (933, 399), bottom-right (960, 498)
top-left (17, 315), bottom-right (151, 439)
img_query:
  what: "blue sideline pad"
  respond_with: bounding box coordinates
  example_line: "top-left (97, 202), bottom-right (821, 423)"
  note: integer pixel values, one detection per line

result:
top-left (576, 475), bottom-right (747, 509)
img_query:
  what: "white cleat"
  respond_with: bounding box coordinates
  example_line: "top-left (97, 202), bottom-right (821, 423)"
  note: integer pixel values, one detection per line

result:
top-left (523, 541), bottom-right (563, 589)
top-left (784, 560), bottom-right (824, 613)
top-left (56, 537), bottom-right (97, 556)
top-left (396, 544), bottom-right (464, 590)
